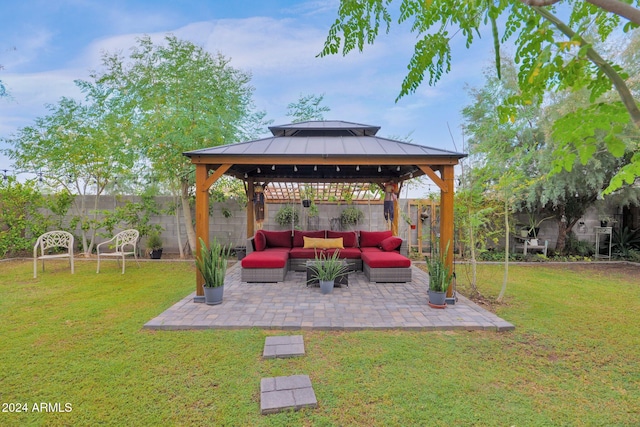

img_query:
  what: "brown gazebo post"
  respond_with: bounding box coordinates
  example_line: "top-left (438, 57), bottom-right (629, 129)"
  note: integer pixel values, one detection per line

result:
top-left (440, 165), bottom-right (455, 299)
top-left (193, 163), bottom-right (231, 303)
top-left (246, 180), bottom-right (255, 238)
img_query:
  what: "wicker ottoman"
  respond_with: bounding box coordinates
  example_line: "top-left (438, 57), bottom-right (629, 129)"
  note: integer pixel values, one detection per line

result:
top-left (361, 252), bottom-right (412, 283)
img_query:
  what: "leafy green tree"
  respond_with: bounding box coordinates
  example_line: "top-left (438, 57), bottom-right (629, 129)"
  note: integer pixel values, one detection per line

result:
top-left (94, 35), bottom-right (268, 255)
top-left (286, 93), bottom-right (331, 122)
top-left (321, 0), bottom-right (640, 190)
top-left (454, 178), bottom-right (502, 298)
top-left (0, 177), bottom-right (47, 257)
top-left (462, 59), bottom-right (540, 301)
top-left (3, 85), bottom-right (138, 255)
top-left (464, 58), bottom-right (640, 254)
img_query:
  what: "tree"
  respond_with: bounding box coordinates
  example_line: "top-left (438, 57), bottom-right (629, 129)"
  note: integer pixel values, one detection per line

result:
top-left (0, 177), bottom-right (47, 257)
top-left (94, 35), bottom-right (268, 255)
top-left (464, 57), bottom-right (640, 255)
top-left (2, 85), bottom-right (138, 255)
top-left (286, 93), bottom-right (331, 122)
top-left (321, 1), bottom-right (640, 190)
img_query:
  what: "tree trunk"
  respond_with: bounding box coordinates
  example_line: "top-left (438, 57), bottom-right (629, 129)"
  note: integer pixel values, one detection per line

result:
top-left (181, 179), bottom-right (196, 254)
top-left (174, 192), bottom-right (185, 259)
top-left (556, 210), bottom-right (568, 254)
top-left (468, 204), bottom-right (479, 297)
top-left (497, 196), bottom-right (509, 302)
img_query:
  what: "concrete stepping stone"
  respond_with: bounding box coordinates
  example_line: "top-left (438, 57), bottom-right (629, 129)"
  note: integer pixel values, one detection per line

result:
top-left (263, 335), bottom-right (305, 359)
top-left (260, 375), bottom-right (317, 414)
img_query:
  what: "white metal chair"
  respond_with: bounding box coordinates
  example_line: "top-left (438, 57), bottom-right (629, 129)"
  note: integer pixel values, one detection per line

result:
top-left (33, 231), bottom-right (75, 278)
top-left (96, 229), bottom-right (140, 274)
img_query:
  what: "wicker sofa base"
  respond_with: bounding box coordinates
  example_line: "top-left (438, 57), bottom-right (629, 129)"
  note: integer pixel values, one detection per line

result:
top-left (241, 265), bottom-right (288, 282)
top-left (363, 263), bottom-right (412, 283)
top-left (290, 258), bottom-right (362, 272)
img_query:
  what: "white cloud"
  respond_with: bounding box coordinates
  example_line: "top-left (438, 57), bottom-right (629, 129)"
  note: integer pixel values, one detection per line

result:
top-left (0, 3), bottom-right (489, 174)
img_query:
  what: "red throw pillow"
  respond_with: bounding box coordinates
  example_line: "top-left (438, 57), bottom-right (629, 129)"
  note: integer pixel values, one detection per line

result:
top-left (254, 230), bottom-right (266, 251)
top-left (359, 230), bottom-right (392, 248)
top-left (380, 236), bottom-right (402, 252)
top-left (293, 230), bottom-right (326, 247)
top-left (327, 230), bottom-right (358, 248)
top-left (260, 230), bottom-right (292, 248)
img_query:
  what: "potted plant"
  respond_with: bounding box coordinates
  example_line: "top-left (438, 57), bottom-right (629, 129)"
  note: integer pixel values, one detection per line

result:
top-left (525, 212), bottom-right (554, 240)
top-left (425, 242), bottom-right (452, 307)
top-left (308, 202), bottom-right (319, 218)
top-left (307, 250), bottom-right (349, 294)
top-left (301, 184), bottom-right (315, 208)
top-left (146, 232), bottom-right (163, 259)
top-left (275, 205), bottom-right (299, 227)
top-left (340, 206), bottom-right (364, 227)
top-left (307, 202), bottom-right (320, 230)
top-left (195, 237), bottom-right (231, 305)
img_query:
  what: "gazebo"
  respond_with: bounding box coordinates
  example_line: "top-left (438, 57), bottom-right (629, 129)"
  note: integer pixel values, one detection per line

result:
top-left (184, 120), bottom-right (467, 302)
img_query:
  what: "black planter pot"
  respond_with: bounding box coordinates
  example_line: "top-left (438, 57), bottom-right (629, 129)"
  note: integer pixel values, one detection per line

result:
top-left (149, 249), bottom-right (163, 259)
top-left (235, 246), bottom-right (246, 260)
top-left (302, 199), bottom-right (311, 208)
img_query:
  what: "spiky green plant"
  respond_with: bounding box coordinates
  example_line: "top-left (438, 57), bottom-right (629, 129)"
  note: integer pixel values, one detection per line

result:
top-left (307, 250), bottom-right (349, 283)
top-left (425, 241), bottom-right (452, 292)
top-left (195, 237), bottom-right (231, 288)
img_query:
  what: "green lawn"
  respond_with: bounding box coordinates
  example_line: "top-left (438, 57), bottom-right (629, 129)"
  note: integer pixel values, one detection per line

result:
top-left (1, 259), bottom-right (639, 426)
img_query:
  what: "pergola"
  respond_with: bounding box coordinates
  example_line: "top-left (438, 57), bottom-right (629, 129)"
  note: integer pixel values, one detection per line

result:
top-left (184, 120), bottom-right (467, 302)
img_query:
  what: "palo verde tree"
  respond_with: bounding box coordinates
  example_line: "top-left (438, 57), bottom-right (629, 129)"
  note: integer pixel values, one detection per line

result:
top-left (321, 0), bottom-right (640, 191)
top-left (94, 35), bottom-right (268, 255)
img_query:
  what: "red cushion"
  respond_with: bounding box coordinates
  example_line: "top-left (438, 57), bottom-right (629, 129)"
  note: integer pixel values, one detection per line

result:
top-left (360, 247), bottom-right (383, 253)
top-left (263, 247), bottom-right (291, 254)
top-left (359, 230), bottom-right (392, 248)
top-left (260, 230), bottom-right (292, 248)
top-left (325, 247), bottom-right (362, 259)
top-left (241, 251), bottom-right (288, 268)
top-left (361, 251), bottom-right (411, 268)
top-left (293, 230), bottom-right (326, 247)
top-left (380, 236), bottom-right (402, 252)
top-left (289, 247), bottom-right (325, 259)
top-left (327, 230), bottom-right (358, 248)
top-left (254, 231), bottom-right (266, 251)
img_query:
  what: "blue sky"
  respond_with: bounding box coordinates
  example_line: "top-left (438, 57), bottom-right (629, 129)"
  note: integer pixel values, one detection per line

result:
top-left (0, 0), bottom-right (495, 180)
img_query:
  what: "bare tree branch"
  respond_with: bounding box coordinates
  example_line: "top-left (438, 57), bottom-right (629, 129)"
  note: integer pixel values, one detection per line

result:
top-left (520, 0), bottom-right (562, 6)
top-left (587, 0), bottom-right (640, 26)
top-left (522, 0), bottom-right (640, 25)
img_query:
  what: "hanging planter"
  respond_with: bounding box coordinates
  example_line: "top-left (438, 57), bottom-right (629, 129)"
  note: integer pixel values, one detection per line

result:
top-left (302, 199), bottom-right (311, 208)
top-left (275, 205), bottom-right (299, 227)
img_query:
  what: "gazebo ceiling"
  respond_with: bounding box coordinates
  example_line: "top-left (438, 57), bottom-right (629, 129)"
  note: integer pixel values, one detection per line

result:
top-left (183, 120), bottom-right (467, 183)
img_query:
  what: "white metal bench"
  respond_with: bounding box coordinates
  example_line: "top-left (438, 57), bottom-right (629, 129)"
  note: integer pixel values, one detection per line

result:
top-left (523, 239), bottom-right (548, 256)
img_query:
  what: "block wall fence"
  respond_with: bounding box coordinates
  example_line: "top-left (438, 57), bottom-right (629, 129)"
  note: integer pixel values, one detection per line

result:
top-left (63, 196), bottom-right (618, 254)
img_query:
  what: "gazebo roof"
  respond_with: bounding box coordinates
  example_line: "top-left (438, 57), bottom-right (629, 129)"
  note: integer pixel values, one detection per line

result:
top-left (183, 120), bottom-right (466, 183)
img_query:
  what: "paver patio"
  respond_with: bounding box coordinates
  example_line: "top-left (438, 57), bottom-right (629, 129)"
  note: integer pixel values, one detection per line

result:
top-left (144, 262), bottom-right (514, 331)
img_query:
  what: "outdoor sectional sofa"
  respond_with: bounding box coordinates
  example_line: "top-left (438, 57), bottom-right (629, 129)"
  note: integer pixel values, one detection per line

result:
top-left (241, 229), bottom-right (411, 283)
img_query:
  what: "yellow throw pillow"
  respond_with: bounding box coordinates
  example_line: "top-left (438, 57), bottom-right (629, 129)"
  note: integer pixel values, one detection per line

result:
top-left (303, 237), bottom-right (344, 249)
